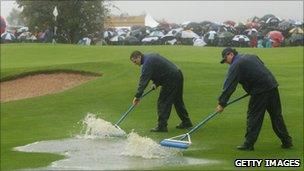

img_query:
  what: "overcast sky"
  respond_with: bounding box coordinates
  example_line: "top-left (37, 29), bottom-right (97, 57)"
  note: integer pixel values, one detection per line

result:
top-left (1, 1), bottom-right (303, 24)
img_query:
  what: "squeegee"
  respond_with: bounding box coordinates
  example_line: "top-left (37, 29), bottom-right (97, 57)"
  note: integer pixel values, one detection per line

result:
top-left (160, 94), bottom-right (249, 149)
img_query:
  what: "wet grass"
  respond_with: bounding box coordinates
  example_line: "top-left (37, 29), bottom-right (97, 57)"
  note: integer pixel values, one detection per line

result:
top-left (1, 44), bottom-right (303, 170)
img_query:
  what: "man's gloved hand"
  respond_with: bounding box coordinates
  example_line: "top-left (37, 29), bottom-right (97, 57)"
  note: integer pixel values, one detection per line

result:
top-left (133, 97), bottom-right (140, 106)
top-left (151, 83), bottom-right (157, 90)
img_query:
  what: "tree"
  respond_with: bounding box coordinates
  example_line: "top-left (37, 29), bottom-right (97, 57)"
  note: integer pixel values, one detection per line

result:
top-left (6, 8), bottom-right (25, 26)
top-left (16, 0), bottom-right (109, 43)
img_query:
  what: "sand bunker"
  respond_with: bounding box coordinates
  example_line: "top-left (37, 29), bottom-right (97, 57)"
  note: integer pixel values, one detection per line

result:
top-left (0, 72), bottom-right (99, 102)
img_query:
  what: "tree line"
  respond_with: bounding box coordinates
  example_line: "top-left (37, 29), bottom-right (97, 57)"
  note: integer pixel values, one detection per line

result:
top-left (11, 0), bottom-right (109, 43)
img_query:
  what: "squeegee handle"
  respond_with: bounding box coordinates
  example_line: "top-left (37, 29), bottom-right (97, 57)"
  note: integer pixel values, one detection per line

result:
top-left (181, 94), bottom-right (249, 140)
top-left (115, 88), bottom-right (154, 126)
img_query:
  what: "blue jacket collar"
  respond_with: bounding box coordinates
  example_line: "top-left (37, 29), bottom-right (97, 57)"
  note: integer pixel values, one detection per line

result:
top-left (231, 54), bottom-right (240, 64)
top-left (141, 55), bottom-right (147, 65)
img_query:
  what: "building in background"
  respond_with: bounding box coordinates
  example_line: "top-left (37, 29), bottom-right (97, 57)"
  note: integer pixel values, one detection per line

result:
top-left (104, 14), bottom-right (145, 28)
top-left (104, 13), bottom-right (159, 28)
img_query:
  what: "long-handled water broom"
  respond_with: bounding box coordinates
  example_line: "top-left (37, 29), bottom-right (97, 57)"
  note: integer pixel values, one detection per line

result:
top-left (160, 94), bottom-right (249, 149)
top-left (114, 88), bottom-right (154, 130)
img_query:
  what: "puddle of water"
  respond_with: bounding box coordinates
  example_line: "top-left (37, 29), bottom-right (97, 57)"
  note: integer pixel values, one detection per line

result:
top-left (14, 113), bottom-right (219, 170)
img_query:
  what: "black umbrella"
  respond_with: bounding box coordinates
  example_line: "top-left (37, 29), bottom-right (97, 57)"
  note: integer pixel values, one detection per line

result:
top-left (235, 23), bottom-right (247, 35)
top-left (199, 21), bottom-right (213, 27)
top-left (218, 31), bottom-right (235, 46)
top-left (124, 36), bottom-right (140, 45)
top-left (278, 21), bottom-right (293, 31)
top-left (185, 22), bottom-right (202, 35)
top-left (265, 17), bottom-right (280, 27)
top-left (287, 33), bottom-right (304, 46)
top-left (260, 14), bottom-right (277, 22)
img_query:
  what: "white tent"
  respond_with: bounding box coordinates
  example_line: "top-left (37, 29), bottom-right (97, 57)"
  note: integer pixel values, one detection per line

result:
top-left (145, 14), bottom-right (159, 28)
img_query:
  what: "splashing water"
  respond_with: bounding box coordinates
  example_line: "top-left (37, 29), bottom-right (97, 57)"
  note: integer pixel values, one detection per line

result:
top-left (14, 113), bottom-right (219, 170)
top-left (122, 131), bottom-right (181, 159)
top-left (79, 113), bottom-right (179, 158)
top-left (80, 113), bottom-right (126, 138)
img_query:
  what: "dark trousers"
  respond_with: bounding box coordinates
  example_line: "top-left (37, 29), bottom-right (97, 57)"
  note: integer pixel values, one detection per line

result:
top-left (157, 70), bottom-right (191, 127)
top-left (245, 88), bottom-right (292, 146)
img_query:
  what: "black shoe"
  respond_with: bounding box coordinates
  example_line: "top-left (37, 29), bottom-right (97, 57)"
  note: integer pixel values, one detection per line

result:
top-left (150, 126), bottom-right (168, 132)
top-left (281, 140), bottom-right (293, 149)
top-left (176, 122), bottom-right (193, 129)
top-left (237, 144), bottom-right (254, 151)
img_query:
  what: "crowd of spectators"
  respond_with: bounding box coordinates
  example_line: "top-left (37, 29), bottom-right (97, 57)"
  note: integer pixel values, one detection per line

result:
top-left (1, 14), bottom-right (303, 47)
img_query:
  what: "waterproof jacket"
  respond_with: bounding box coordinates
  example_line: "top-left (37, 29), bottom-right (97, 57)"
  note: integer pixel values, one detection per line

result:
top-left (218, 54), bottom-right (278, 107)
top-left (135, 53), bottom-right (180, 98)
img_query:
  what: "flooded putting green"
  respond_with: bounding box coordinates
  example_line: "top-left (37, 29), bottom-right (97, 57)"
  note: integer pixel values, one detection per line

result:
top-left (14, 113), bottom-right (219, 170)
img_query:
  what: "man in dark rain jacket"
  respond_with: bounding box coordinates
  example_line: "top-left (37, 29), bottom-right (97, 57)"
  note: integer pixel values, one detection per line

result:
top-left (130, 50), bottom-right (193, 132)
top-left (215, 47), bottom-right (292, 151)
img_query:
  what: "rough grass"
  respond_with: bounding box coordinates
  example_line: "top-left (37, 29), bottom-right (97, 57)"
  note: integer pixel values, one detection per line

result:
top-left (0, 44), bottom-right (303, 170)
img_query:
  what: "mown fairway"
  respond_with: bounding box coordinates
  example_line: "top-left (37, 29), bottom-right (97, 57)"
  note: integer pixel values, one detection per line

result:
top-left (1, 44), bottom-right (303, 170)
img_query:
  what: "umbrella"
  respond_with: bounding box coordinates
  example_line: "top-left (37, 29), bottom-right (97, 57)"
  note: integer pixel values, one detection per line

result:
top-left (220, 25), bottom-right (236, 34)
top-left (17, 27), bottom-right (29, 33)
top-left (199, 21), bottom-right (213, 27)
top-left (232, 35), bottom-right (250, 42)
top-left (116, 28), bottom-right (128, 36)
top-left (289, 27), bottom-right (304, 34)
top-left (267, 31), bottom-right (284, 43)
top-left (156, 22), bottom-right (171, 33)
top-left (287, 33), bottom-right (304, 45)
top-left (245, 22), bottom-right (260, 29)
top-left (245, 28), bottom-right (258, 36)
top-left (149, 30), bottom-right (164, 37)
top-left (1, 31), bottom-right (16, 41)
top-left (110, 35), bottom-right (125, 42)
top-left (223, 20), bottom-right (236, 27)
top-left (217, 31), bottom-right (234, 46)
top-left (77, 37), bottom-right (91, 45)
top-left (193, 38), bottom-right (206, 46)
top-left (206, 30), bottom-right (217, 39)
top-left (169, 28), bottom-right (183, 36)
top-left (124, 36), bottom-right (140, 45)
top-left (141, 36), bottom-right (159, 44)
top-left (28, 35), bottom-right (37, 41)
top-left (103, 31), bottom-right (114, 39)
top-left (161, 34), bottom-right (175, 42)
top-left (209, 23), bottom-right (221, 31)
top-left (161, 28), bottom-right (182, 41)
top-left (185, 22), bottom-right (202, 35)
top-left (181, 21), bottom-right (191, 27)
top-left (180, 30), bottom-right (199, 39)
top-left (18, 31), bottom-right (31, 40)
top-left (218, 31), bottom-right (234, 38)
top-left (165, 39), bottom-right (177, 45)
top-left (265, 17), bottom-right (280, 27)
top-left (0, 16), bottom-right (6, 35)
top-left (235, 23), bottom-right (247, 34)
top-left (278, 21), bottom-right (292, 31)
top-left (250, 16), bottom-right (260, 23)
top-left (260, 14), bottom-right (277, 22)
top-left (130, 29), bottom-right (145, 39)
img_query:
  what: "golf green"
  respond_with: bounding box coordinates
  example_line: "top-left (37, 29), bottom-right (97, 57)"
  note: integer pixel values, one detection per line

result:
top-left (1, 44), bottom-right (303, 170)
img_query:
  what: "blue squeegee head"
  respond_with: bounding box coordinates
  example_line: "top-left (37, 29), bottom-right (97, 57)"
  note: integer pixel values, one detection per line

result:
top-left (160, 140), bottom-right (190, 149)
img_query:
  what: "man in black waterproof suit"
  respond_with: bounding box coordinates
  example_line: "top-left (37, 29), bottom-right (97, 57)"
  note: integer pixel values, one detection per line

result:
top-left (215, 47), bottom-right (293, 151)
top-left (130, 50), bottom-right (193, 132)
